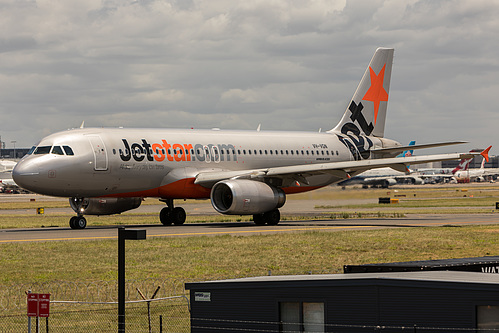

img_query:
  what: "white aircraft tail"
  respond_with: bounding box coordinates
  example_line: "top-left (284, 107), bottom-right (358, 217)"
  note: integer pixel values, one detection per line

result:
top-left (330, 47), bottom-right (394, 138)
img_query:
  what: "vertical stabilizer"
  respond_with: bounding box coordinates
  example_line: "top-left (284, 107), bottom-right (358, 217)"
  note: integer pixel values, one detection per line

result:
top-left (452, 156), bottom-right (473, 174)
top-left (330, 48), bottom-right (394, 138)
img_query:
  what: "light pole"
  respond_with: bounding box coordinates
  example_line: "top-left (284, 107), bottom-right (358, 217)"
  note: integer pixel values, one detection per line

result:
top-left (118, 227), bottom-right (146, 332)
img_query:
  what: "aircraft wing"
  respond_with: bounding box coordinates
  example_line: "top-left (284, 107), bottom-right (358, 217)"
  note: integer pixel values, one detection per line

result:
top-left (194, 152), bottom-right (475, 186)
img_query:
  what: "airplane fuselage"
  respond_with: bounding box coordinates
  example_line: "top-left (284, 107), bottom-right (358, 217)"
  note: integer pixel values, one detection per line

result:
top-left (14, 127), bottom-right (392, 199)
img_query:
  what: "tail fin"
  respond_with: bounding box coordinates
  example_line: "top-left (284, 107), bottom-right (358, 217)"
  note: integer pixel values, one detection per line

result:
top-left (452, 155), bottom-right (473, 174)
top-left (330, 47), bottom-right (394, 137)
top-left (396, 140), bottom-right (415, 158)
top-left (481, 146), bottom-right (491, 163)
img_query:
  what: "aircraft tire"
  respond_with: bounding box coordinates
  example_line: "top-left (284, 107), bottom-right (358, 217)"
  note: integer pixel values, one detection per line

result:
top-left (253, 214), bottom-right (266, 225)
top-left (69, 216), bottom-right (77, 229)
top-left (264, 209), bottom-right (280, 226)
top-left (171, 207), bottom-right (186, 225)
top-left (160, 207), bottom-right (172, 226)
top-left (70, 216), bottom-right (87, 229)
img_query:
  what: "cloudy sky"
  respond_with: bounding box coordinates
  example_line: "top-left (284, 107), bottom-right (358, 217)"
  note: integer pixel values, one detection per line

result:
top-left (0, 0), bottom-right (498, 154)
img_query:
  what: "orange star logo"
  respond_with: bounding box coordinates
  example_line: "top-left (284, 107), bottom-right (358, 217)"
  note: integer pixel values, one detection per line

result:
top-left (362, 64), bottom-right (388, 125)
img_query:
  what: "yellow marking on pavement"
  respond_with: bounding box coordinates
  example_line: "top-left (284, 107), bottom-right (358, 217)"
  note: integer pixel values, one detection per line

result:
top-left (0, 236), bottom-right (116, 243)
top-left (0, 225), bottom-right (378, 243)
top-left (150, 225), bottom-right (378, 238)
top-left (1, 218), bottom-right (497, 243)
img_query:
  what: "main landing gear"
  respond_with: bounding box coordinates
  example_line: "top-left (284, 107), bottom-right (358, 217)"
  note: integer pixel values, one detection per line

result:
top-left (160, 199), bottom-right (186, 226)
top-left (252, 209), bottom-right (280, 226)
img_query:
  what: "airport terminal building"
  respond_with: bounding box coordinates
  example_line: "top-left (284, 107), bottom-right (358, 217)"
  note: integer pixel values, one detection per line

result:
top-left (186, 270), bottom-right (499, 332)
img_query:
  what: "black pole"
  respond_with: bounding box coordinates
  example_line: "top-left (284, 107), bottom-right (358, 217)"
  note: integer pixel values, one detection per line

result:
top-left (118, 227), bottom-right (146, 333)
top-left (118, 227), bottom-right (126, 332)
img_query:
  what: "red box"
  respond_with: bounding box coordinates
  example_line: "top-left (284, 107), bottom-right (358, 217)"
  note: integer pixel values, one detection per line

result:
top-left (27, 293), bottom-right (50, 317)
top-left (38, 294), bottom-right (50, 317)
top-left (27, 293), bottom-right (38, 317)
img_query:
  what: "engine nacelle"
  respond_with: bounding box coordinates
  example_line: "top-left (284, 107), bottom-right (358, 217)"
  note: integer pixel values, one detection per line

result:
top-left (411, 177), bottom-right (424, 185)
top-left (210, 179), bottom-right (286, 215)
top-left (70, 197), bottom-right (142, 215)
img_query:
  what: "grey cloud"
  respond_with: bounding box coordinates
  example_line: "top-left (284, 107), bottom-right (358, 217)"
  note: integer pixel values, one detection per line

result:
top-left (0, 0), bottom-right (498, 155)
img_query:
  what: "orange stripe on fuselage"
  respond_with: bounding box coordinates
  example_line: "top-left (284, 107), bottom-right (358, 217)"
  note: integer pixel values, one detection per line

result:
top-left (102, 178), bottom-right (211, 199)
top-left (103, 178), bottom-right (322, 199)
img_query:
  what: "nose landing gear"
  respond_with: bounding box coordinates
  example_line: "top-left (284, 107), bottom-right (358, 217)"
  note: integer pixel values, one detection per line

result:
top-left (69, 197), bottom-right (88, 229)
top-left (69, 215), bottom-right (87, 229)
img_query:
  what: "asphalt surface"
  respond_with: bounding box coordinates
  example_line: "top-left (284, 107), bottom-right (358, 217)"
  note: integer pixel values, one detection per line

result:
top-left (1, 212), bottom-right (499, 243)
top-left (1, 189), bottom-right (499, 243)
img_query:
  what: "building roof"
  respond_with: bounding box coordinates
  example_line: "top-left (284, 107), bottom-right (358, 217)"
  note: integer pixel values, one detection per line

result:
top-left (344, 256), bottom-right (499, 273)
top-left (185, 271), bottom-right (499, 291)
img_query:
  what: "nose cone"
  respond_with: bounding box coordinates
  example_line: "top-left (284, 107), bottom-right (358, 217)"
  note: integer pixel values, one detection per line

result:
top-left (12, 159), bottom-right (40, 192)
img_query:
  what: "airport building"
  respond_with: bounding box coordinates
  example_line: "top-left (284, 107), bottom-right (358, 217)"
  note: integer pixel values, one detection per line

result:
top-left (0, 148), bottom-right (30, 159)
top-left (186, 258), bottom-right (499, 332)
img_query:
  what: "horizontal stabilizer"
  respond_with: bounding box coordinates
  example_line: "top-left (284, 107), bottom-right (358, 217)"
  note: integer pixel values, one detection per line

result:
top-left (372, 141), bottom-right (468, 156)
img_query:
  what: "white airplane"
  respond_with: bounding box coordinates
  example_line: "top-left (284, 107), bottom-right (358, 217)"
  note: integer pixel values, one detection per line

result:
top-left (0, 160), bottom-right (20, 193)
top-left (454, 146), bottom-right (498, 182)
top-left (0, 160), bottom-right (17, 172)
top-left (12, 48), bottom-right (477, 229)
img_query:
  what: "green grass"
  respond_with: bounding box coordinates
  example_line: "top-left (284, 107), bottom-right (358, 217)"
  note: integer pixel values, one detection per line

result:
top-left (1, 225), bottom-right (498, 284)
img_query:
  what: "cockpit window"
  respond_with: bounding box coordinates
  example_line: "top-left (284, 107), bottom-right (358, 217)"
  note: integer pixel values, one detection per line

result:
top-left (27, 146), bottom-right (36, 155)
top-left (51, 146), bottom-right (64, 155)
top-left (34, 146), bottom-right (52, 155)
top-left (63, 146), bottom-right (74, 156)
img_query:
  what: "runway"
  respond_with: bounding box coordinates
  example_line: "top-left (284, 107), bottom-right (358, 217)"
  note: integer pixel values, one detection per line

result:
top-left (1, 213), bottom-right (499, 243)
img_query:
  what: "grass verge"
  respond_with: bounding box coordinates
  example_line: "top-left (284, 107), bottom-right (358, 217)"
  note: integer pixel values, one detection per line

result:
top-left (0, 224), bottom-right (498, 284)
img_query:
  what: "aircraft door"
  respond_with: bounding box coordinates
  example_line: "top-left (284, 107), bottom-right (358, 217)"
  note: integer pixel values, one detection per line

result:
top-left (87, 135), bottom-right (108, 171)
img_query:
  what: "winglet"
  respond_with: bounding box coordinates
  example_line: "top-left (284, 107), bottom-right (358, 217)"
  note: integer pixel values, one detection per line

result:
top-left (481, 145), bottom-right (491, 163)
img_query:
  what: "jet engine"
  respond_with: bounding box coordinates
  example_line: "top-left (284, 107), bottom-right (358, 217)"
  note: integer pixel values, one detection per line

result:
top-left (381, 178), bottom-right (397, 188)
top-left (410, 177), bottom-right (424, 185)
top-left (210, 179), bottom-right (286, 215)
top-left (69, 197), bottom-right (142, 215)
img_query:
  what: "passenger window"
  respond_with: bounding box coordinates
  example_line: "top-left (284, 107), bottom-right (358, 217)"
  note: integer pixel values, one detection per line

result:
top-left (63, 146), bottom-right (74, 155)
top-left (51, 146), bottom-right (64, 155)
top-left (34, 146), bottom-right (52, 155)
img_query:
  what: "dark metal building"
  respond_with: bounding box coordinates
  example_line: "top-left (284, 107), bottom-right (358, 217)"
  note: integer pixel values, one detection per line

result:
top-left (344, 256), bottom-right (499, 273)
top-left (186, 271), bottom-right (499, 332)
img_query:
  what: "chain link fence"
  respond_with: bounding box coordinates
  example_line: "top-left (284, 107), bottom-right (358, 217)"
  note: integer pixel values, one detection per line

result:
top-left (0, 279), bottom-right (190, 332)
